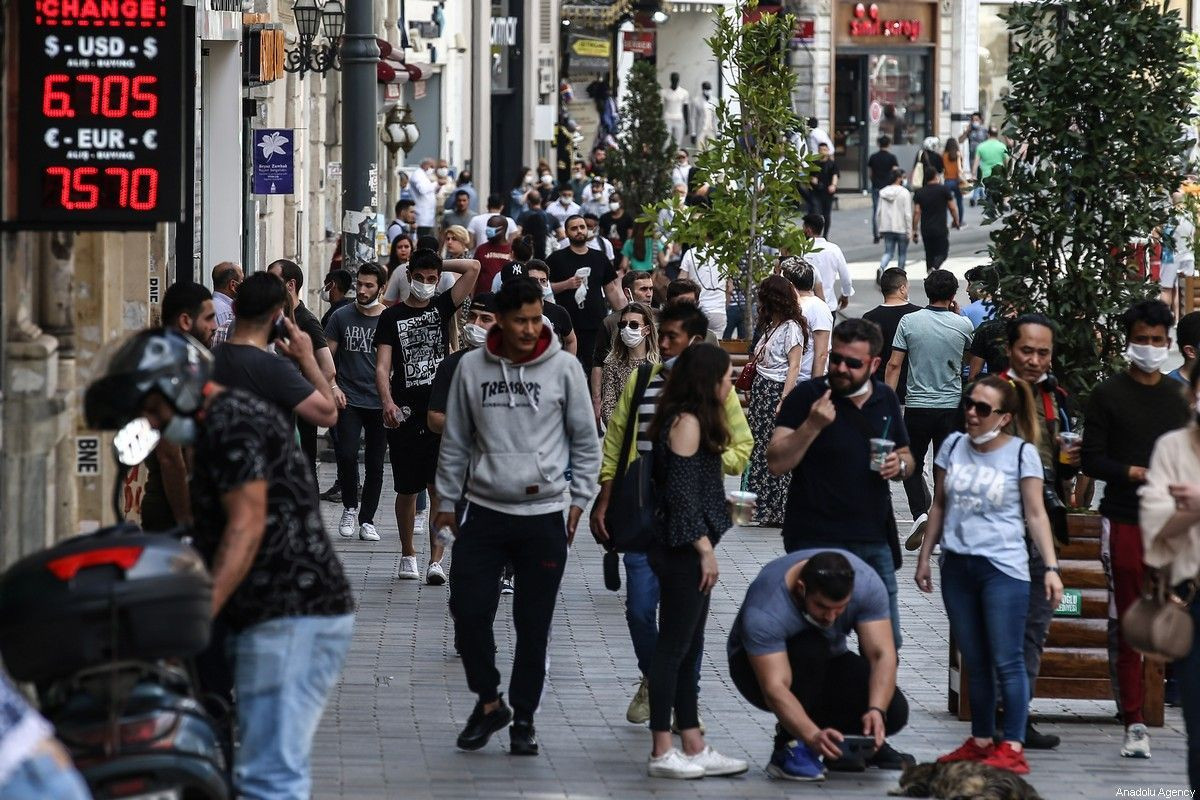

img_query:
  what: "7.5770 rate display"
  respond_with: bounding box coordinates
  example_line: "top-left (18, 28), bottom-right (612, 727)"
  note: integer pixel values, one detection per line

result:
top-left (5, 1), bottom-right (184, 228)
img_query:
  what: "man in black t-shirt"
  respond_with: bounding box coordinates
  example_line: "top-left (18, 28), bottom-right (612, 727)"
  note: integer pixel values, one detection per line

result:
top-left (861, 268), bottom-right (920, 403)
top-left (868, 136), bottom-right (900, 243)
top-left (598, 192), bottom-right (635, 251)
top-left (375, 248), bottom-right (480, 585)
top-left (499, 259), bottom-right (577, 354)
top-left (810, 143), bottom-right (840, 237)
top-left (911, 172), bottom-right (959, 272)
top-left (85, 328), bottom-right (355, 800)
top-left (547, 215), bottom-right (623, 373)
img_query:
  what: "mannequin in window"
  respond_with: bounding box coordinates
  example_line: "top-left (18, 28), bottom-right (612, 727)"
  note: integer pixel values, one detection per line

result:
top-left (662, 73), bottom-right (691, 148)
top-left (693, 81), bottom-right (718, 150)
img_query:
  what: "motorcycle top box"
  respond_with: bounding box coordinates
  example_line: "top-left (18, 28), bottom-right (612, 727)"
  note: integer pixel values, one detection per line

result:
top-left (0, 523), bottom-right (213, 683)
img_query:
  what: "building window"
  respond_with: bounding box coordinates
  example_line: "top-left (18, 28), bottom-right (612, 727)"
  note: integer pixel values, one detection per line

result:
top-left (978, 3), bottom-right (1013, 127)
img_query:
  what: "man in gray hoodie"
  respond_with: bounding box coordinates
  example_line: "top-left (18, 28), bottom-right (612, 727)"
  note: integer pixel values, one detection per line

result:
top-left (434, 276), bottom-right (601, 757)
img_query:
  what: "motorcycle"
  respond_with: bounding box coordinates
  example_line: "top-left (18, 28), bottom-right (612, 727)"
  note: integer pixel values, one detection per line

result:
top-left (0, 419), bottom-right (230, 799)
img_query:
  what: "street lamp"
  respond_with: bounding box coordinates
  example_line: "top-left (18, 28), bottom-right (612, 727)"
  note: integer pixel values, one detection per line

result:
top-left (285, 0), bottom-right (343, 76)
top-left (382, 105), bottom-right (420, 156)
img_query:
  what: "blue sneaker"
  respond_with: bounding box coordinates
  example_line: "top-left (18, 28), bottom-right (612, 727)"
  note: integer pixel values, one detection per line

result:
top-left (766, 741), bottom-right (825, 782)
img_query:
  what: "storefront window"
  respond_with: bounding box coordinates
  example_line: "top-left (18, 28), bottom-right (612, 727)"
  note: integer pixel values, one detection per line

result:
top-left (978, 4), bottom-right (1013, 128)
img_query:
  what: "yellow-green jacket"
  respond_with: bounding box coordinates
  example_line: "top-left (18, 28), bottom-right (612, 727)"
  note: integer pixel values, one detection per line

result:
top-left (599, 363), bottom-right (753, 483)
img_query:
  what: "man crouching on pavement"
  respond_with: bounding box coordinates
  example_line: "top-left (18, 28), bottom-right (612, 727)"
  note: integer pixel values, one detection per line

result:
top-left (434, 276), bottom-right (601, 756)
top-left (727, 550), bottom-right (912, 782)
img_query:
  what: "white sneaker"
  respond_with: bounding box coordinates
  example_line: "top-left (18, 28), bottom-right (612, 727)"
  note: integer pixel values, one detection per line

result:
top-left (397, 555), bottom-right (420, 580)
top-left (647, 748), bottom-right (706, 779)
top-left (338, 508), bottom-right (357, 538)
top-left (426, 561), bottom-right (447, 586)
top-left (685, 745), bottom-right (749, 777)
top-left (358, 522), bottom-right (380, 541)
top-left (1121, 723), bottom-right (1151, 758)
top-left (905, 513), bottom-right (929, 551)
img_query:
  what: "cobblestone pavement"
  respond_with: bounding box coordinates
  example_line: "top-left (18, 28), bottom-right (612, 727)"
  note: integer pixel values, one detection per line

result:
top-left (311, 462), bottom-right (1189, 799)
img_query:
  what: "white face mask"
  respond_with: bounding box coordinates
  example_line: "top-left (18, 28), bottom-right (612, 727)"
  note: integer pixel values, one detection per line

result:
top-left (319, 287), bottom-right (332, 302)
top-left (541, 283), bottom-right (555, 301)
top-left (410, 280), bottom-right (437, 301)
top-left (463, 323), bottom-right (489, 348)
top-left (1127, 343), bottom-right (1170, 373)
top-left (436, 167), bottom-right (449, 177)
top-left (970, 425), bottom-right (1004, 446)
top-left (609, 202), bottom-right (621, 212)
top-left (560, 196), bottom-right (572, 206)
top-left (619, 326), bottom-right (645, 348)
top-left (356, 296), bottom-right (382, 310)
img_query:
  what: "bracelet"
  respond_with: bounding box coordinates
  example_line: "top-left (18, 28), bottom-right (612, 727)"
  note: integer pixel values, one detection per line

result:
top-left (1045, 565), bottom-right (1062, 574)
top-left (867, 706), bottom-right (887, 723)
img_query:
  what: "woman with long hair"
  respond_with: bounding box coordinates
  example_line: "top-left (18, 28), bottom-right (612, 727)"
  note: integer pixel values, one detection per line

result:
top-left (1141, 359), bottom-right (1200, 792)
top-left (600, 303), bottom-right (659, 425)
top-left (643, 343), bottom-right (746, 780)
top-left (622, 220), bottom-right (666, 274)
top-left (746, 275), bottom-right (810, 526)
top-left (915, 375), bottom-right (1063, 775)
top-left (943, 138), bottom-right (967, 225)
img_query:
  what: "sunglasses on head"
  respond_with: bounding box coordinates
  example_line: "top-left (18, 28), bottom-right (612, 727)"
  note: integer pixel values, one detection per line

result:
top-left (828, 353), bottom-right (865, 369)
top-left (963, 398), bottom-right (1003, 417)
top-left (618, 320), bottom-right (643, 330)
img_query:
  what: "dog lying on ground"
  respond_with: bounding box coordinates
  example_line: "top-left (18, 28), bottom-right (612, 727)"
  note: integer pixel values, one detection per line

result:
top-left (888, 761), bottom-right (1043, 800)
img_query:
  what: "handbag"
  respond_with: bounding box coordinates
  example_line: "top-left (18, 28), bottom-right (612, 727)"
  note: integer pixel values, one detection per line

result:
top-left (1122, 571), bottom-right (1197, 662)
top-left (1041, 468), bottom-right (1070, 546)
top-left (735, 324), bottom-right (776, 392)
top-left (604, 364), bottom-right (657, 553)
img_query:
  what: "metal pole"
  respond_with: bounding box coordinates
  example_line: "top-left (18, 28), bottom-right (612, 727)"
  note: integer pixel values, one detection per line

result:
top-left (341, 0), bottom-right (380, 269)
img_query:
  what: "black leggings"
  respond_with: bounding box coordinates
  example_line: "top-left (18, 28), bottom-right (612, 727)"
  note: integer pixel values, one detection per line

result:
top-left (730, 631), bottom-right (908, 747)
top-left (648, 544), bottom-right (710, 733)
top-left (334, 405), bottom-right (387, 524)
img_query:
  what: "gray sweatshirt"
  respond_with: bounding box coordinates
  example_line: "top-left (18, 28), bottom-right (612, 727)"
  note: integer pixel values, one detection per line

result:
top-left (435, 327), bottom-right (601, 515)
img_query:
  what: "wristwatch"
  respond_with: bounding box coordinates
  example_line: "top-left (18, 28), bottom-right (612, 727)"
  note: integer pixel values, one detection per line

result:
top-left (897, 459), bottom-right (908, 479)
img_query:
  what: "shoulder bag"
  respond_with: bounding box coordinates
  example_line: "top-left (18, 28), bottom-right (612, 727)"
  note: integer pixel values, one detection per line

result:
top-left (735, 324), bottom-right (777, 393)
top-left (1122, 572), bottom-right (1197, 662)
top-left (604, 364), bottom-right (657, 553)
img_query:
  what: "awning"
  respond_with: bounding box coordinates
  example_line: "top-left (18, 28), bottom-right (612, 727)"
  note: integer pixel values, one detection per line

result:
top-left (561, 0), bottom-right (633, 26)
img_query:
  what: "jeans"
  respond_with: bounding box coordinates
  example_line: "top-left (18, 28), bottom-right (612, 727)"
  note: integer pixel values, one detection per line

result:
top-left (1101, 518), bottom-right (1147, 725)
top-left (879, 233), bottom-right (909, 272)
top-left (724, 304), bottom-right (746, 339)
top-left (940, 553), bottom-right (1029, 742)
top-left (730, 631), bottom-right (909, 748)
top-left (902, 407), bottom-right (960, 518)
top-left (0, 747), bottom-right (91, 800)
top-left (944, 178), bottom-right (965, 223)
top-left (647, 544), bottom-right (710, 732)
top-left (623, 552), bottom-right (703, 687)
top-left (828, 541), bottom-right (902, 649)
top-left (449, 504), bottom-right (567, 722)
top-left (1023, 542), bottom-right (1054, 696)
top-left (334, 405), bottom-right (387, 524)
top-left (1176, 597), bottom-right (1200, 791)
top-left (871, 188), bottom-right (880, 239)
top-left (921, 230), bottom-right (949, 271)
top-left (230, 613), bottom-right (355, 800)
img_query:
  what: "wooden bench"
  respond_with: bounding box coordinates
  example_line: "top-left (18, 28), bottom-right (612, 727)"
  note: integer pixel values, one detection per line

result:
top-left (948, 513), bottom-right (1165, 727)
top-left (1185, 275), bottom-right (1200, 314)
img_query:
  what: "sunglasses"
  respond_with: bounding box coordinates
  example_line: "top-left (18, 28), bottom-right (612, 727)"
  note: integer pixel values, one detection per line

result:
top-left (618, 320), bottom-right (644, 330)
top-left (963, 398), bottom-right (1003, 417)
top-left (813, 568), bottom-right (855, 581)
top-left (828, 353), bottom-right (865, 369)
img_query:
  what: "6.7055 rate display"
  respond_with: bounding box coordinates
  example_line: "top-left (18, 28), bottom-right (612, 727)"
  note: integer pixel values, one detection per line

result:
top-left (3, 1), bottom-right (185, 229)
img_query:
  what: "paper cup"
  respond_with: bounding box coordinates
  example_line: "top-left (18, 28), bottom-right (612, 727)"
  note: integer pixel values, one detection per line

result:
top-left (869, 438), bottom-right (895, 472)
top-left (727, 491), bottom-right (758, 526)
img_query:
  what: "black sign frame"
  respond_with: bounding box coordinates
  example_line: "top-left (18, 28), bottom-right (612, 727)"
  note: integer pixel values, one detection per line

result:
top-left (2, 0), bottom-right (186, 231)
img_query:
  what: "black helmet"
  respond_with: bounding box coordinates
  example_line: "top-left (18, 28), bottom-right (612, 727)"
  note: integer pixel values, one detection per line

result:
top-left (84, 328), bottom-right (212, 430)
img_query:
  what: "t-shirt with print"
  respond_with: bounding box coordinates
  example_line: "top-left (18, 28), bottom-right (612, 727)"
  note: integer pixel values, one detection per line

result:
top-left (934, 433), bottom-right (1044, 581)
top-left (324, 303), bottom-right (382, 409)
top-left (211, 343), bottom-right (315, 421)
top-left (472, 242), bottom-right (513, 296)
top-left (728, 548), bottom-right (890, 660)
top-left (375, 292), bottom-right (459, 415)
top-left (547, 246), bottom-right (618, 331)
top-left (798, 295), bottom-right (833, 382)
top-left (189, 388), bottom-right (354, 632)
top-left (598, 211), bottom-right (634, 248)
top-left (891, 307), bottom-right (973, 408)
top-left (755, 320), bottom-right (806, 384)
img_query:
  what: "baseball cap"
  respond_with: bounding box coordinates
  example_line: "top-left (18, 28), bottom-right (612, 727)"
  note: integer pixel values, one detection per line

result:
top-left (470, 293), bottom-right (499, 314)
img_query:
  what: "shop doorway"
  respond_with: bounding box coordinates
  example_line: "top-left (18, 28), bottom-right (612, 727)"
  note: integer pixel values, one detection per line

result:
top-left (834, 51), bottom-right (932, 191)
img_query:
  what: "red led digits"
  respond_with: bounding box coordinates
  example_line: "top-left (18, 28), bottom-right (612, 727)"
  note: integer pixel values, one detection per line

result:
top-left (131, 76), bottom-right (157, 118)
top-left (43, 74), bottom-right (75, 117)
top-left (45, 166), bottom-right (159, 211)
top-left (41, 74), bottom-right (158, 120)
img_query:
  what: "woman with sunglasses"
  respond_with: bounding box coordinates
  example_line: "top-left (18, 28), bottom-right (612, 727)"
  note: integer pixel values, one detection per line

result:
top-left (599, 303), bottom-right (659, 425)
top-left (914, 375), bottom-right (1064, 774)
top-left (644, 343), bottom-right (746, 779)
top-left (746, 275), bottom-right (810, 526)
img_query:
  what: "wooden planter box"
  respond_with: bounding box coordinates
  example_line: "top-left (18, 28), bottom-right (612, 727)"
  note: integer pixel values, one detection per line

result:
top-left (948, 512), bottom-right (1164, 727)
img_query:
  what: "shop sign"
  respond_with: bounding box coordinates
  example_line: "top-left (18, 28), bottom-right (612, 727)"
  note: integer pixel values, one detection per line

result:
top-left (622, 31), bottom-right (655, 57)
top-left (244, 24), bottom-right (286, 86)
top-left (4, 0), bottom-right (186, 229)
top-left (1054, 589), bottom-right (1083, 617)
top-left (850, 3), bottom-right (922, 42)
top-left (572, 36), bottom-right (611, 59)
top-left (792, 18), bottom-right (816, 44)
top-left (252, 129), bottom-right (294, 195)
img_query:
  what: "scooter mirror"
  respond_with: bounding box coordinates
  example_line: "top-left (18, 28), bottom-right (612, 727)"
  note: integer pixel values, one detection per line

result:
top-left (112, 417), bottom-right (160, 466)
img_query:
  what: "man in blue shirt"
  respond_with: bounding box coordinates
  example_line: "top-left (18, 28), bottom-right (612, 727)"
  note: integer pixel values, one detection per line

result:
top-left (1168, 311), bottom-right (1200, 384)
top-left (961, 266), bottom-right (995, 329)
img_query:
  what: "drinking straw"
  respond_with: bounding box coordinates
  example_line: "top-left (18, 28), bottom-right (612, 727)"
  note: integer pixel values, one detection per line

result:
top-left (880, 415), bottom-right (891, 440)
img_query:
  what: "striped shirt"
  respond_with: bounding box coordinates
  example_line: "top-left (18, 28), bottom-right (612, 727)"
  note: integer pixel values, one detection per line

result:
top-left (634, 369), bottom-right (668, 453)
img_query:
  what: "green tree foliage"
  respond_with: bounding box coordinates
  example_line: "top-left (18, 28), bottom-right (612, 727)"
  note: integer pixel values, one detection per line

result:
top-left (604, 58), bottom-right (674, 216)
top-left (981, 0), bottom-right (1196, 404)
top-left (649, 0), bottom-right (813, 337)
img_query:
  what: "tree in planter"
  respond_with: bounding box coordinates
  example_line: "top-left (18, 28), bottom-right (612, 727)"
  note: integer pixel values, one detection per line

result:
top-left (604, 58), bottom-right (674, 218)
top-left (980, 0), bottom-right (1196, 404)
top-left (647, 0), bottom-right (813, 340)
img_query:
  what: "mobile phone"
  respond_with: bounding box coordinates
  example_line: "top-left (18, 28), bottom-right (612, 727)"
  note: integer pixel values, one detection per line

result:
top-left (838, 735), bottom-right (878, 759)
top-left (269, 317), bottom-right (288, 344)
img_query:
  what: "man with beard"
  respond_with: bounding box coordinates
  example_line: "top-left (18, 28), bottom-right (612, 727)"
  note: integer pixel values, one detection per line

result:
top-left (548, 214), bottom-right (624, 373)
top-left (767, 319), bottom-right (914, 649)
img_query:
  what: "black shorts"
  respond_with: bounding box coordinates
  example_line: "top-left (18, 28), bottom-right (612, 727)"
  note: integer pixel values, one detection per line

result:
top-left (386, 419), bottom-right (441, 494)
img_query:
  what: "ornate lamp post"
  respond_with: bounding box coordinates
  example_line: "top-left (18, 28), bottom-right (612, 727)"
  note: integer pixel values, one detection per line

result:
top-left (284, 0), bottom-right (344, 76)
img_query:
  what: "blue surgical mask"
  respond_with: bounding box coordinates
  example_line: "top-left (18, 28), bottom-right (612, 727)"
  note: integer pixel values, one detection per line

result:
top-left (485, 226), bottom-right (500, 239)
